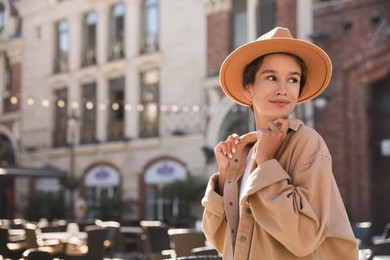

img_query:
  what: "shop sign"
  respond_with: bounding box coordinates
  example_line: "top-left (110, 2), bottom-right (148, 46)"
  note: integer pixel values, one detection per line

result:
top-left (145, 160), bottom-right (186, 184)
top-left (85, 165), bottom-right (120, 187)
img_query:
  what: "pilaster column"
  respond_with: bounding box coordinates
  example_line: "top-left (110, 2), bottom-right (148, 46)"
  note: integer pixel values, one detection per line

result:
top-left (247, 0), bottom-right (258, 41)
top-left (96, 72), bottom-right (107, 142)
top-left (96, 4), bottom-right (108, 65)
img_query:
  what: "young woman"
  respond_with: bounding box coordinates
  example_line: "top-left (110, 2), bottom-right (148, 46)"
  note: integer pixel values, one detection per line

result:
top-left (201, 27), bottom-right (359, 259)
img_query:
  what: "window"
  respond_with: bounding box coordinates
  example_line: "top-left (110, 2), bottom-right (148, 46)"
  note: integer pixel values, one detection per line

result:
top-left (82, 11), bottom-right (97, 67)
top-left (80, 83), bottom-right (96, 144)
top-left (232, 0), bottom-right (275, 48)
top-left (53, 88), bottom-right (68, 147)
top-left (2, 55), bottom-right (18, 113)
top-left (107, 77), bottom-right (125, 141)
top-left (218, 104), bottom-right (253, 141)
top-left (141, 0), bottom-right (159, 53)
top-left (139, 69), bottom-right (159, 137)
top-left (256, 0), bottom-right (275, 36)
top-left (108, 2), bottom-right (125, 60)
top-left (0, 3), bottom-right (6, 32)
top-left (232, 0), bottom-right (247, 49)
top-left (54, 19), bottom-right (69, 73)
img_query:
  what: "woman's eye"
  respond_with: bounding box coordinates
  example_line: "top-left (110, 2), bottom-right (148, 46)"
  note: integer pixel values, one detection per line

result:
top-left (266, 76), bottom-right (276, 81)
top-left (289, 78), bottom-right (299, 83)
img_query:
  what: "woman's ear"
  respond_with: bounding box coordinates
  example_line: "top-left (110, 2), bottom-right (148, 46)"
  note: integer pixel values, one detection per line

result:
top-left (243, 87), bottom-right (253, 101)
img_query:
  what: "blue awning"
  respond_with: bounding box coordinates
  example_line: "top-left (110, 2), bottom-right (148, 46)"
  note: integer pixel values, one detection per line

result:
top-left (0, 166), bottom-right (67, 178)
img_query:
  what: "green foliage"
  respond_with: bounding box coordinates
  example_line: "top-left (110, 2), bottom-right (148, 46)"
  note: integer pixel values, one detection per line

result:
top-left (89, 193), bottom-right (137, 221)
top-left (160, 176), bottom-right (207, 201)
top-left (25, 192), bottom-right (66, 221)
top-left (160, 176), bottom-right (207, 220)
top-left (63, 175), bottom-right (81, 190)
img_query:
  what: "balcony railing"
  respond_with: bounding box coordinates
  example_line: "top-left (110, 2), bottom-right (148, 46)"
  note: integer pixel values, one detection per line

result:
top-left (140, 33), bottom-right (159, 54)
top-left (107, 121), bottom-right (124, 141)
top-left (53, 53), bottom-right (68, 74)
top-left (80, 126), bottom-right (96, 144)
top-left (52, 130), bottom-right (67, 147)
top-left (108, 41), bottom-right (125, 60)
top-left (81, 48), bottom-right (96, 67)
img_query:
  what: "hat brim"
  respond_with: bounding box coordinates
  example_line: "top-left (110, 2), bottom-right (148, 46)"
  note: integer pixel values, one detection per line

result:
top-left (220, 38), bottom-right (332, 106)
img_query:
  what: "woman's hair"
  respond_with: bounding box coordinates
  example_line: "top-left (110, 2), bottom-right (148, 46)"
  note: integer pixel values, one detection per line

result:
top-left (242, 52), bottom-right (307, 96)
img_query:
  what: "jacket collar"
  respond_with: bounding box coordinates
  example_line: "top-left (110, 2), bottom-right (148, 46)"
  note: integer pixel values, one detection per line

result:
top-left (238, 118), bottom-right (304, 146)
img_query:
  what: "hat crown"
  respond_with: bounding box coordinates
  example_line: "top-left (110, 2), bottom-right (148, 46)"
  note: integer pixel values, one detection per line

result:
top-left (258, 27), bottom-right (293, 40)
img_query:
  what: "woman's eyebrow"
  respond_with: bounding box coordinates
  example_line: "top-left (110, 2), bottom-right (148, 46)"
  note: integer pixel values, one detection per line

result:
top-left (260, 69), bottom-right (276, 75)
top-left (260, 70), bottom-right (301, 77)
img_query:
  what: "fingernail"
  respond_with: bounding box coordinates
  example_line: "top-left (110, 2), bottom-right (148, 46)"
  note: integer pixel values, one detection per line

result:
top-left (228, 154), bottom-right (233, 159)
top-left (232, 148), bottom-right (236, 153)
top-left (235, 140), bottom-right (239, 145)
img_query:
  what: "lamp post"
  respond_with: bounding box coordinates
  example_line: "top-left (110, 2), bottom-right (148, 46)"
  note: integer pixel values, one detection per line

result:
top-left (67, 109), bottom-right (79, 219)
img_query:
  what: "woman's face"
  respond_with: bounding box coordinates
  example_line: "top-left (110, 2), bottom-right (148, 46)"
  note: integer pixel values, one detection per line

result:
top-left (244, 53), bottom-right (301, 125)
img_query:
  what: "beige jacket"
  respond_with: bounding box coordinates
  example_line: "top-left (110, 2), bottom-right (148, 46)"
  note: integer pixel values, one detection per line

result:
top-left (202, 119), bottom-right (358, 259)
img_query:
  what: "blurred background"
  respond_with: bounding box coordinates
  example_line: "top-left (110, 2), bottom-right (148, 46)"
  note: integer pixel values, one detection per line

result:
top-left (0, 0), bottom-right (389, 235)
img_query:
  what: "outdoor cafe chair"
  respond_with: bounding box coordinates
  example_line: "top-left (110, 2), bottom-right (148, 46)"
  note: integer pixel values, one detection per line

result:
top-left (22, 248), bottom-right (53, 260)
top-left (167, 256), bottom-right (222, 260)
top-left (65, 224), bottom-right (107, 260)
top-left (168, 229), bottom-right (207, 257)
top-left (352, 221), bottom-right (373, 249)
top-left (95, 220), bottom-right (126, 257)
top-left (364, 239), bottom-right (390, 260)
top-left (140, 221), bottom-right (175, 260)
top-left (23, 223), bottom-right (65, 256)
top-left (0, 225), bottom-right (27, 259)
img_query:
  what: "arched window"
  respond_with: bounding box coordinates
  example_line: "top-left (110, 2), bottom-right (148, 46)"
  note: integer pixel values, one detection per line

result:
top-left (82, 11), bottom-right (97, 66)
top-left (141, 0), bottom-right (159, 53)
top-left (108, 2), bottom-right (125, 59)
top-left (218, 104), bottom-right (253, 141)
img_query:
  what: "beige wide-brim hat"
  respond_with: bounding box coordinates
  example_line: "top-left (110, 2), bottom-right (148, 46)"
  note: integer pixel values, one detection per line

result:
top-left (220, 27), bottom-right (332, 106)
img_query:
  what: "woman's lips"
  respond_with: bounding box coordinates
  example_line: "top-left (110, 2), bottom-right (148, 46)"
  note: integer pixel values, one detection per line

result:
top-left (270, 99), bottom-right (290, 107)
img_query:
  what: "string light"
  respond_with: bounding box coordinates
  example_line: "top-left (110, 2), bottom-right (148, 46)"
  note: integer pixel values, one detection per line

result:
top-left (26, 97), bottom-right (35, 106)
top-left (192, 105), bottom-right (200, 112)
top-left (112, 102), bottom-right (120, 111)
top-left (99, 103), bottom-right (107, 110)
top-left (1, 95), bottom-right (205, 113)
top-left (160, 105), bottom-right (168, 112)
top-left (124, 104), bottom-right (132, 111)
top-left (171, 105), bottom-right (179, 113)
top-left (182, 106), bottom-right (190, 113)
top-left (42, 99), bottom-right (50, 107)
top-left (85, 101), bottom-right (94, 110)
top-left (136, 104), bottom-right (144, 112)
top-left (10, 96), bottom-right (18, 105)
top-left (57, 99), bottom-right (66, 108)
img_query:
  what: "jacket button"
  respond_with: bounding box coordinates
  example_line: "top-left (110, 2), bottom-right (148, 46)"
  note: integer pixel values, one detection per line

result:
top-left (234, 159), bottom-right (239, 163)
top-left (240, 235), bottom-right (247, 242)
top-left (229, 201), bottom-right (233, 206)
top-left (246, 208), bottom-right (252, 214)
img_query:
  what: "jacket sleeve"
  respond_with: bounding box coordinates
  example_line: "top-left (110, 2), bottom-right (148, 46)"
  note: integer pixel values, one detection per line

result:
top-left (240, 132), bottom-right (350, 257)
top-left (201, 173), bottom-right (227, 253)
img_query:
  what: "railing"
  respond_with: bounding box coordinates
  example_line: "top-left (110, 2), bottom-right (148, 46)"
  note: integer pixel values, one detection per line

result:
top-left (108, 41), bottom-right (125, 60)
top-left (53, 53), bottom-right (68, 74)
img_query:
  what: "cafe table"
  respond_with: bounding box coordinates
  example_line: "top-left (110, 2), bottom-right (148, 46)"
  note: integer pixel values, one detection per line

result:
top-left (39, 231), bottom-right (87, 244)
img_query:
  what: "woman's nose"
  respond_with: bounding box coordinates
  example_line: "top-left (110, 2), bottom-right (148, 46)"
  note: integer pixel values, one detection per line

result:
top-left (275, 82), bottom-right (288, 95)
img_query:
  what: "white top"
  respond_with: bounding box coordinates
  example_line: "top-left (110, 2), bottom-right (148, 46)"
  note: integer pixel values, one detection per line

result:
top-left (239, 145), bottom-right (255, 218)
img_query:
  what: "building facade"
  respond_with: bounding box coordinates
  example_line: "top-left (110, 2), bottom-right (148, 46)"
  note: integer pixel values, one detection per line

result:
top-left (1, 0), bottom-right (389, 232)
